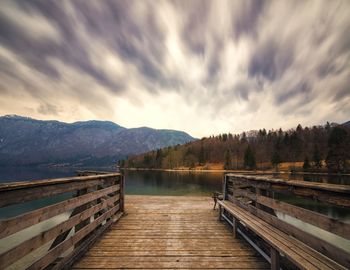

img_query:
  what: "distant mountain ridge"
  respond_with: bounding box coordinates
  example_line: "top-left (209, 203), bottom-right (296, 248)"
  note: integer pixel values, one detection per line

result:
top-left (0, 115), bottom-right (195, 166)
top-left (343, 121), bottom-right (350, 127)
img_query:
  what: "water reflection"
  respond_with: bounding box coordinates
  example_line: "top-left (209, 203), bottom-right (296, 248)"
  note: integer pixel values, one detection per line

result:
top-left (124, 170), bottom-right (223, 196)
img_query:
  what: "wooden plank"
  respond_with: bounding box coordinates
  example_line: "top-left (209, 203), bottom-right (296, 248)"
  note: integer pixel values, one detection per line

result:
top-left (0, 180), bottom-right (101, 208)
top-left (0, 173), bottom-right (120, 191)
top-left (76, 170), bottom-right (114, 176)
top-left (94, 239), bottom-right (243, 245)
top-left (0, 197), bottom-right (118, 269)
top-left (270, 247), bottom-right (279, 270)
top-left (50, 187), bottom-right (95, 251)
top-left (257, 193), bottom-right (350, 240)
top-left (72, 195), bottom-right (267, 269)
top-left (27, 205), bottom-right (120, 270)
top-left (90, 244), bottom-right (252, 250)
top-left (75, 257), bottom-right (267, 262)
top-left (220, 200), bottom-right (348, 269)
top-left (0, 185), bottom-right (119, 238)
top-left (227, 175), bottom-right (350, 207)
top-left (233, 188), bottom-right (350, 239)
top-left (219, 200), bottom-right (328, 270)
top-left (73, 259), bottom-right (268, 269)
top-left (74, 188), bottom-right (91, 248)
top-left (226, 174), bottom-right (350, 194)
top-left (227, 194), bottom-right (350, 268)
top-left (85, 250), bottom-right (258, 257)
top-left (293, 187), bottom-right (350, 207)
top-left (51, 212), bottom-right (123, 270)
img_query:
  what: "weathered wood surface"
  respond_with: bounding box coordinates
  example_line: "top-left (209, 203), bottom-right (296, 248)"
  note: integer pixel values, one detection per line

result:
top-left (0, 185), bottom-right (119, 238)
top-left (219, 200), bottom-right (347, 270)
top-left (226, 174), bottom-right (350, 208)
top-left (0, 174), bottom-right (118, 208)
top-left (223, 174), bottom-right (350, 269)
top-left (0, 173), bottom-right (123, 270)
top-left (232, 188), bottom-right (350, 239)
top-left (226, 173), bottom-right (350, 194)
top-left (72, 195), bottom-right (269, 269)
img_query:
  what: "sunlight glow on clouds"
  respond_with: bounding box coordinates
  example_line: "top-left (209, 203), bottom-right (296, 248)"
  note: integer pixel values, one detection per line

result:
top-left (0, 0), bottom-right (349, 137)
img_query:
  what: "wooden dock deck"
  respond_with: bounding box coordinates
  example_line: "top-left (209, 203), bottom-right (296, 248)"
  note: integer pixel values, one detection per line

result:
top-left (1, 172), bottom-right (349, 269)
top-left (72, 195), bottom-right (269, 269)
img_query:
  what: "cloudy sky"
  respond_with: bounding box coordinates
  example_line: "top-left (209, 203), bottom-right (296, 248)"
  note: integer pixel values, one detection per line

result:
top-left (0, 0), bottom-right (349, 137)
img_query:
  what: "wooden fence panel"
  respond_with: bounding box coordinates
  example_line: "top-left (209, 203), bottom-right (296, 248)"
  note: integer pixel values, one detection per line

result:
top-left (0, 172), bottom-right (124, 269)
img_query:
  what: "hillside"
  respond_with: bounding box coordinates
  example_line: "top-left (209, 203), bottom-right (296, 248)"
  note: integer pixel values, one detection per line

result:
top-left (125, 122), bottom-right (350, 172)
top-left (0, 115), bottom-right (195, 166)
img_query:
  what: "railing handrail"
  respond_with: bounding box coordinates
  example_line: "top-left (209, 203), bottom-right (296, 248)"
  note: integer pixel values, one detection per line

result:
top-left (76, 170), bottom-right (115, 175)
top-left (224, 173), bottom-right (350, 268)
top-left (0, 172), bottom-right (124, 270)
top-left (226, 173), bottom-right (350, 194)
top-left (0, 173), bottom-right (121, 191)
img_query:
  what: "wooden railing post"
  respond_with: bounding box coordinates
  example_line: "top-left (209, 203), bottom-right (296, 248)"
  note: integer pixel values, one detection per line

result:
top-left (119, 174), bottom-right (125, 213)
top-left (270, 247), bottom-right (280, 270)
top-left (223, 174), bottom-right (228, 200)
top-left (218, 204), bottom-right (223, 221)
top-left (256, 187), bottom-right (262, 209)
top-left (232, 217), bottom-right (237, 238)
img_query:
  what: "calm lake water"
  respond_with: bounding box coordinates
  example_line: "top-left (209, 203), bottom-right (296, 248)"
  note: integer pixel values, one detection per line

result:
top-left (0, 167), bottom-right (349, 268)
top-left (0, 167), bottom-right (223, 195)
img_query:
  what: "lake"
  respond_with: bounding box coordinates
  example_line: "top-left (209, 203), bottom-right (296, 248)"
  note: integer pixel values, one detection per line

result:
top-left (0, 167), bottom-right (223, 195)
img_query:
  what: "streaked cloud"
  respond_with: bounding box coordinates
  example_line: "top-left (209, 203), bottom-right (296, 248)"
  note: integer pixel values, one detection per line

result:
top-left (0, 0), bottom-right (349, 137)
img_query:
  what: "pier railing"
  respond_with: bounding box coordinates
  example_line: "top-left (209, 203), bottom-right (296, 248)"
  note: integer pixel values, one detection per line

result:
top-left (223, 173), bottom-right (350, 268)
top-left (0, 173), bottom-right (124, 269)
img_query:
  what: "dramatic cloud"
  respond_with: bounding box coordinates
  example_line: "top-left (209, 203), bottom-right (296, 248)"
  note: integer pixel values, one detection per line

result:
top-left (0, 0), bottom-right (349, 137)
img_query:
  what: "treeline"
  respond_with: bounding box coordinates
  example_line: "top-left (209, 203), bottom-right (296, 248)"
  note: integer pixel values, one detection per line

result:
top-left (121, 122), bottom-right (350, 172)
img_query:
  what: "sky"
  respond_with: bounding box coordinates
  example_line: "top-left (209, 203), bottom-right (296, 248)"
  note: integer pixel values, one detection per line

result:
top-left (0, 0), bottom-right (349, 138)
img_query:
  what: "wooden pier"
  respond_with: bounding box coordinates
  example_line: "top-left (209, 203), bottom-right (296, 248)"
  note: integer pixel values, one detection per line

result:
top-left (0, 172), bottom-right (349, 270)
top-left (72, 195), bottom-right (268, 269)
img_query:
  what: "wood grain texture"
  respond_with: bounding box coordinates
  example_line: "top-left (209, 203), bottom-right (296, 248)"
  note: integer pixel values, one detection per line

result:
top-left (0, 173), bottom-right (123, 270)
top-left (0, 185), bottom-right (119, 238)
top-left (72, 195), bottom-right (269, 269)
top-left (226, 174), bottom-right (350, 207)
top-left (232, 188), bottom-right (350, 239)
top-left (224, 174), bottom-right (350, 269)
top-left (219, 200), bottom-right (348, 270)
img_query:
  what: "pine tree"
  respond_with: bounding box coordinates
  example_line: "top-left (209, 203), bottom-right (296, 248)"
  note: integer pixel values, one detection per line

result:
top-left (241, 132), bottom-right (247, 143)
top-left (155, 149), bottom-right (163, 167)
top-left (303, 156), bottom-right (311, 171)
top-left (312, 145), bottom-right (322, 169)
top-left (244, 146), bottom-right (256, 169)
top-left (326, 127), bottom-right (349, 172)
top-left (198, 144), bottom-right (205, 165)
top-left (120, 159), bottom-right (125, 167)
top-left (224, 150), bottom-right (231, 170)
top-left (271, 151), bottom-right (281, 170)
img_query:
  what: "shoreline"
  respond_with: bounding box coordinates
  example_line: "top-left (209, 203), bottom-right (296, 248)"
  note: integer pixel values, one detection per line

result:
top-left (121, 167), bottom-right (350, 176)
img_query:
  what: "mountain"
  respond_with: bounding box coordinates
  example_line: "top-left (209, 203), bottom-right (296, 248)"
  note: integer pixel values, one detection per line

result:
top-left (0, 115), bottom-right (195, 166)
top-left (343, 121), bottom-right (350, 127)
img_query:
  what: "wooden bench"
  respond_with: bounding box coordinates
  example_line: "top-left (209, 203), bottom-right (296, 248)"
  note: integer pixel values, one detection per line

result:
top-left (218, 174), bottom-right (350, 270)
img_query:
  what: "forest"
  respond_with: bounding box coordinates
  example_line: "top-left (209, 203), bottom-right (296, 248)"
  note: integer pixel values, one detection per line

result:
top-left (122, 122), bottom-right (350, 172)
